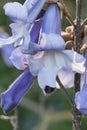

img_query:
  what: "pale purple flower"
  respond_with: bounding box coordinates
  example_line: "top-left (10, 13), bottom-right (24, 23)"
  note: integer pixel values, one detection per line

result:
top-left (26, 5), bottom-right (85, 94)
top-left (1, 69), bottom-right (34, 113)
top-left (10, 4), bottom-right (85, 94)
top-left (0, 8), bottom-right (42, 113)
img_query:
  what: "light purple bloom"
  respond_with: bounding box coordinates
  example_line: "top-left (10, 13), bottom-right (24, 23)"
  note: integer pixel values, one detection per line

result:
top-left (26, 5), bottom-right (85, 94)
top-left (10, 4), bottom-right (85, 93)
top-left (1, 69), bottom-right (34, 113)
top-left (0, 10), bottom-right (42, 113)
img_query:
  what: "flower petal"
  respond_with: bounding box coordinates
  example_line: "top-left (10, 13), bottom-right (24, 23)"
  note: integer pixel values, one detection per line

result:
top-left (23, 32), bottom-right (65, 53)
top-left (10, 47), bottom-right (28, 70)
top-left (0, 32), bottom-right (14, 67)
top-left (0, 34), bottom-right (22, 47)
top-left (2, 45), bottom-right (14, 67)
top-left (38, 67), bottom-right (57, 90)
top-left (75, 84), bottom-right (87, 115)
top-left (21, 19), bottom-right (42, 54)
top-left (10, 22), bottom-right (23, 36)
top-left (39, 33), bottom-right (65, 51)
top-left (57, 69), bottom-right (74, 88)
top-left (4, 2), bottom-right (28, 22)
top-left (72, 52), bottom-right (85, 73)
top-left (27, 52), bottom-right (44, 75)
top-left (42, 4), bottom-right (61, 34)
top-left (38, 52), bottom-right (58, 89)
top-left (27, 0), bottom-right (46, 23)
top-left (24, 0), bottom-right (38, 12)
top-left (1, 70), bottom-right (34, 113)
top-left (30, 19), bottom-right (42, 43)
top-left (55, 50), bottom-right (85, 73)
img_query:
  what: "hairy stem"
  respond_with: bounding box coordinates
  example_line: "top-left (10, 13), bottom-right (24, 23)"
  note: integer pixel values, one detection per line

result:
top-left (57, 0), bottom-right (75, 26)
top-left (73, 0), bottom-right (82, 130)
top-left (56, 76), bottom-right (73, 107)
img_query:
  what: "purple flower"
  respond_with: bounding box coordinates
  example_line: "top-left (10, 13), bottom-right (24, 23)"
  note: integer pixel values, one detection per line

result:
top-left (1, 69), bottom-right (34, 113)
top-left (0, 8), bottom-right (42, 113)
top-left (10, 4), bottom-right (85, 94)
top-left (26, 5), bottom-right (85, 94)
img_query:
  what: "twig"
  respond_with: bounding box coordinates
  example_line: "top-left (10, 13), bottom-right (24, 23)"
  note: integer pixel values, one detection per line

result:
top-left (46, 0), bottom-right (58, 3)
top-left (74, 0), bottom-right (82, 52)
top-left (57, 0), bottom-right (75, 26)
top-left (56, 76), bottom-right (73, 107)
top-left (81, 18), bottom-right (87, 27)
top-left (0, 115), bottom-right (14, 120)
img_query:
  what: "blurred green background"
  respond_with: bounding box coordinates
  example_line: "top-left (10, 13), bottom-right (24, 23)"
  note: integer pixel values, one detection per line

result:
top-left (0, 0), bottom-right (87, 130)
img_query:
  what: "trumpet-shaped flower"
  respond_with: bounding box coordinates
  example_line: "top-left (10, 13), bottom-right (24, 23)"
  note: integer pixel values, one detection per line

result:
top-left (1, 69), bottom-right (34, 113)
top-left (0, 10), bottom-right (43, 113)
top-left (10, 4), bottom-right (85, 93)
top-left (26, 4), bottom-right (85, 93)
top-left (0, 4), bottom-right (86, 113)
top-left (0, 0), bottom-right (46, 48)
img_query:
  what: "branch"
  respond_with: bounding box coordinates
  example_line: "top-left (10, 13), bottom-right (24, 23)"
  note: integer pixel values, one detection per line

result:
top-left (73, 0), bottom-right (83, 130)
top-left (56, 76), bottom-right (73, 107)
top-left (81, 18), bottom-right (87, 27)
top-left (57, 0), bottom-right (75, 26)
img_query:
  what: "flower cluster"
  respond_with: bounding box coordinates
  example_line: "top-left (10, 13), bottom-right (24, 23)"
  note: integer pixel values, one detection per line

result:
top-left (0, 0), bottom-right (86, 113)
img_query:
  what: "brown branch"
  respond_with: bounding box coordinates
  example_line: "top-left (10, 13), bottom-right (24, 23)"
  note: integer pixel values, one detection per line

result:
top-left (74, 0), bottom-right (82, 53)
top-left (73, 0), bottom-right (82, 130)
top-left (81, 18), bottom-right (87, 27)
top-left (57, 0), bottom-right (75, 26)
top-left (56, 76), bottom-right (73, 107)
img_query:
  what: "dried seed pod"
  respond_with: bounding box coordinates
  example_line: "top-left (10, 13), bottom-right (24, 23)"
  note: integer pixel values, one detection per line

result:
top-left (84, 25), bottom-right (87, 35)
top-left (65, 26), bottom-right (73, 33)
top-left (80, 43), bottom-right (87, 54)
top-left (62, 31), bottom-right (74, 42)
top-left (65, 40), bottom-right (74, 50)
top-left (80, 33), bottom-right (87, 54)
top-left (62, 31), bottom-right (71, 42)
